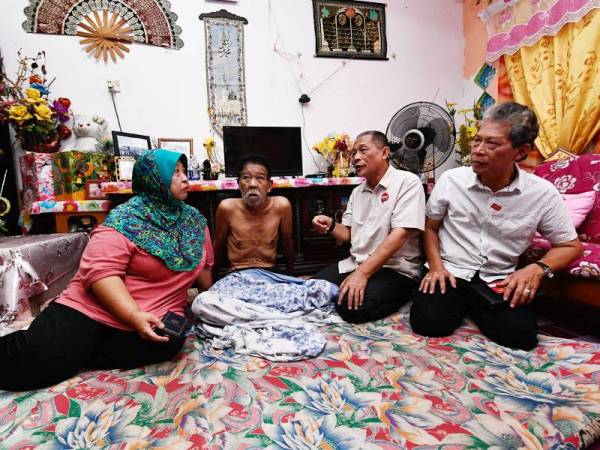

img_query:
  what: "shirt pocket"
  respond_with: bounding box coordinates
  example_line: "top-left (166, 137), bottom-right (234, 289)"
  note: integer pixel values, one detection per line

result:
top-left (494, 211), bottom-right (537, 243)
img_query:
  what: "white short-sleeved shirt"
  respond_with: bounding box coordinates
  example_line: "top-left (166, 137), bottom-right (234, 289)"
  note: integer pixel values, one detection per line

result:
top-left (340, 166), bottom-right (426, 278)
top-left (426, 166), bottom-right (577, 282)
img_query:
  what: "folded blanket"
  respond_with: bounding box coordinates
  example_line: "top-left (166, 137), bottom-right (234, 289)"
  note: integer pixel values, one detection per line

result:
top-left (191, 269), bottom-right (340, 361)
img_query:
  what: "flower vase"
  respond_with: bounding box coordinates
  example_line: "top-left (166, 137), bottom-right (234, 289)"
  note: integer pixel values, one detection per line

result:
top-left (326, 164), bottom-right (334, 178)
top-left (21, 136), bottom-right (61, 153)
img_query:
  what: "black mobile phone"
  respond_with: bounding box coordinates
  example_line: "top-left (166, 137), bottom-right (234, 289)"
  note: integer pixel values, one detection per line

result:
top-left (470, 283), bottom-right (508, 311)
top-left (157, 311), bottom-right (188, 339)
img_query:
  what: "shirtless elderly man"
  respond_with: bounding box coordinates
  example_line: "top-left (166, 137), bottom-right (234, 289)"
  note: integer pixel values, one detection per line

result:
top-left (214, 154), bottom-right (294, 274)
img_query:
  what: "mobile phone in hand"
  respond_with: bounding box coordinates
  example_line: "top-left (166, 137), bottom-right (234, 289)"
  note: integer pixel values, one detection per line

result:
top-left (470, 281), bottom-right (508, 310)
top-left (157, 311), bottom-right (188, 339)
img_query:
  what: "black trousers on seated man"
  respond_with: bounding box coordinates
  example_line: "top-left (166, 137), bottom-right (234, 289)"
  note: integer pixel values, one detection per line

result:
top-left (313, 264), bottom-right (416, 323)
top-left (0, 302), bottom-right (184, 391)
top-left (410, 274), bottom-right (538, 351)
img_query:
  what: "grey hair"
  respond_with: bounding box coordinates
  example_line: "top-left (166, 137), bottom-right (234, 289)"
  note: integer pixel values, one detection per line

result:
top-left (482, 102), bottom-right (539, 148)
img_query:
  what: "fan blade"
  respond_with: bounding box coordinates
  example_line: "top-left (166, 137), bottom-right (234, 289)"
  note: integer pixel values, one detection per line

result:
top-left (427, 117), bottom-right (453, 153)
top-left (390, 149), bottom-right (421, 173)
top-left (386, 105), bottom-right (420, 144)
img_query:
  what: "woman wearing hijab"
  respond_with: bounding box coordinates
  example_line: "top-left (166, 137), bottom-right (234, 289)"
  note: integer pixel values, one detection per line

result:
top-left (0, 149), bottom-right (213, 391)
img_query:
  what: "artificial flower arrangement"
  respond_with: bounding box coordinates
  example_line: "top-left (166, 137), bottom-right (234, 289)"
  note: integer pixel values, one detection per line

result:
top-left (312, 132), bottom-right (353, 177)
top-left (201, 137), bottom-right (224, 180)
top-left (0, 51), bottom-right (72, 153)
top-left (446, 101), bottom-right (482, 166)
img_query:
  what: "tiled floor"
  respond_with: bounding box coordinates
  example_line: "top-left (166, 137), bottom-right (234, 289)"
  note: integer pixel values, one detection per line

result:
top-left (535, 294), bottom-right (600, 343)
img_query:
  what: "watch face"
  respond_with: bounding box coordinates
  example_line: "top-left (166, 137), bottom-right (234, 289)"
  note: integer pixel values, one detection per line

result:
top-left (537, 262), bottom-right (553, 278)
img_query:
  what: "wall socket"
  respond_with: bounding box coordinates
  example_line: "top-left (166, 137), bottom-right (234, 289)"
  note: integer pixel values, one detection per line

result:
top-left (107, 80), bottom-right (121, 93)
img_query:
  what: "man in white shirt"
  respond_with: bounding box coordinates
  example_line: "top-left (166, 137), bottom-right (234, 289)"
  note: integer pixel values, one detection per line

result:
top-left (410, 102), bottom-right (582, 350)
top-left (312, 131), bottom-right (425, 323)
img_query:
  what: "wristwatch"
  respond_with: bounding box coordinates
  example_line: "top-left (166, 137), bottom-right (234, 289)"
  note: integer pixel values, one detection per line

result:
top-left (327, 220), bottom-right (336, 234)
top-left (534, 261), bottom-right (554, 279)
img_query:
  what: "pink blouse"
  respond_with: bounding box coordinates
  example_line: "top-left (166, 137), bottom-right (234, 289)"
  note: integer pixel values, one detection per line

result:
top-left (56, 225), bottom-right (213, 331)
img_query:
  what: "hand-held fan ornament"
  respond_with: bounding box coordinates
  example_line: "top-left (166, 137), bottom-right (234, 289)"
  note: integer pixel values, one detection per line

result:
top-left (76, 8), bottom-right (134, 63)
top-left (23, 0), bottom-right (184, 63)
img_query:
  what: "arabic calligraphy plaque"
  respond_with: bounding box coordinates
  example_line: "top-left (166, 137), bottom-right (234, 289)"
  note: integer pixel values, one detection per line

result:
top-left (312, 0), bottom-right (387, 60)
top-left (200, 10), bottom-right (248, 134)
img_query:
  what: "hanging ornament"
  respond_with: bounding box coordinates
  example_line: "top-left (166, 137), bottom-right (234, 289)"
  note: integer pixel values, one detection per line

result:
top-left (22, 0), bottom-right (184, 64)
top-left (76, 9), bottom-right (133, 63)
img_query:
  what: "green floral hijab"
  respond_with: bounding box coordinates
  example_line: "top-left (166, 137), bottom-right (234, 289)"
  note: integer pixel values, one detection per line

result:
top-left (104, 149), bottom-right (207, 271)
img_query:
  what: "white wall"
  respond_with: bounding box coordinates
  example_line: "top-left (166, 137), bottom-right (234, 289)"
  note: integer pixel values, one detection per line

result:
top-left (0, 0), bottom-right (465, 175)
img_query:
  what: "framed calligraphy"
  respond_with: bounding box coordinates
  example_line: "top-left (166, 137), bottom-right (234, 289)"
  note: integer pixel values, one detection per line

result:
top-left (312, 0), bottom-right (388, 60)
top-left (200, 9), bottom-right (248, 135)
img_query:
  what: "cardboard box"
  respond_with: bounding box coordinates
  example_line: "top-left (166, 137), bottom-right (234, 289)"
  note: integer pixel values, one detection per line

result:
top-left (52, 151), bottom-right (113, 201)
top-left (19, 152), bottom-right (55, 203)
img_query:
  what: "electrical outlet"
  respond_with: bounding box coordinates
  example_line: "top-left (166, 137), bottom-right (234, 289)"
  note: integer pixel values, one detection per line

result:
top-left (107, 80), bottom-right (121, 93)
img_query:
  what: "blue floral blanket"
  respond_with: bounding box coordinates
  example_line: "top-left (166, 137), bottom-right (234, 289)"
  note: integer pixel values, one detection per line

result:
top-left (191, 269), bottom-right (340, 361)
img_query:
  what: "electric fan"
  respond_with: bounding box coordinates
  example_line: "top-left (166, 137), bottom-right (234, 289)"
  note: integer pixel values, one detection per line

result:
top-left (386, 102), bottom-right (456, 181)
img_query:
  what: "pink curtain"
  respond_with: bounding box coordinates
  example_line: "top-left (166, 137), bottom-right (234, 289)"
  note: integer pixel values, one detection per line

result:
top-left (483, 0), bottom-right (600, 62)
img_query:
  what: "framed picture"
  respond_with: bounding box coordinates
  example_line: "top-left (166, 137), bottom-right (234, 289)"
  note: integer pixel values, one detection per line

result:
top-left (85, 179), bottom-right (109, 200)
top-left (157, 138), bottom-right (194, 161)
top-left (312, 0), bottom-right (388, 60)
top-left (112, 131), bottom-right (152, 159)
top-left (115, 156), bottom-right (136, 181)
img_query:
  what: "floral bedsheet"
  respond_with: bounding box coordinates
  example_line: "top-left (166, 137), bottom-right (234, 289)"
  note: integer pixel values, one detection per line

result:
top-left (1, 307), bottom-right (599, 449)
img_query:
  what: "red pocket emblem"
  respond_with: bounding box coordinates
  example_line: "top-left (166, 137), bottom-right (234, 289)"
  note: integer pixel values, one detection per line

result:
top-left (381, 192), bottom-right (389, 203)
top-left (491, 202), bottom-right (502, 211)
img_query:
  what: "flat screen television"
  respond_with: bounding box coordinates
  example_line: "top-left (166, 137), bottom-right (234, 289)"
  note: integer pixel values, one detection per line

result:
top-left (223, 126), bottom-right (303, 177)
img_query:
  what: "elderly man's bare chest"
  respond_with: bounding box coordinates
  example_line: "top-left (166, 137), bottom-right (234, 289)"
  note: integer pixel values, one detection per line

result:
top-left (231, 209), bottom-right (280, 243)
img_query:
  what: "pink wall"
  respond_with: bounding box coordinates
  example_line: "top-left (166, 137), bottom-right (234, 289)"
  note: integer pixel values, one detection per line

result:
top-left (463, 1), bottom-right (498, 98)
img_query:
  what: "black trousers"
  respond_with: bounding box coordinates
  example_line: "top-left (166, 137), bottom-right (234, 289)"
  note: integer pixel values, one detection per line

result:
top-left (313, 263), bottom-right (417, 323)
top-left (0, 302), bottom-right (184, 391)
top-left (410, 275), bottom-right (538, 350)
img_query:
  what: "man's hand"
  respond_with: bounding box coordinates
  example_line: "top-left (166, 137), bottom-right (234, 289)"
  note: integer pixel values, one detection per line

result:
top-left (498, 264), bottom-right (544, 308)
top-left (129, 310), bottom-right (169, 342)
top-left (419, 267), bottom-right (456, 294)
top-left (312, 215), bottom-right (332, 235)
top-left (338, 269), bottom-right (368, 310)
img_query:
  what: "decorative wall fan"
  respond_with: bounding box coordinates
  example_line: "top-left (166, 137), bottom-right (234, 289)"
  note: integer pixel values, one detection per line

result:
top-left (76, 9), bottom-right (133, 63)
top-left (23, 0), bottom-right (184, 63)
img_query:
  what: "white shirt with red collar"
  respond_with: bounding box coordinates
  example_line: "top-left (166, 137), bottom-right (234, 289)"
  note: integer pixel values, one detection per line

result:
top-left (340, 165), bottom-right (426, 278)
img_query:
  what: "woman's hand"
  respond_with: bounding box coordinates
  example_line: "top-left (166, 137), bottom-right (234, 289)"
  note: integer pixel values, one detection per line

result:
top-left (419, 267), bottom-right (456, 294)
top-left (129, 311), bottom-right (169, 342)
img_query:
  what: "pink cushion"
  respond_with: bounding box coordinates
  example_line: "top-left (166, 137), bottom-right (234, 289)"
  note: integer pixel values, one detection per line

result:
top-left (534, 155), bottom-right (600, 243)
top-left (562, 191), bottom-right (596, 228)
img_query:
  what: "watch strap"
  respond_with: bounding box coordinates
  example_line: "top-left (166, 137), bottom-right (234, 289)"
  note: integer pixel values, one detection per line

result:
top-left (534, 261), bottom-right (553, 278)
top-left (327, 220), bottom-right (336, 234)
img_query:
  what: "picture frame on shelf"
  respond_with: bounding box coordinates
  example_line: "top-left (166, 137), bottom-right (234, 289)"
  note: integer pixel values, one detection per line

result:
top-left (85, 179), bottom-right (109, 200)
top-left (115, 156), bottom-right (136, 181)
top-left (112, 131), bottom-right (152, 159)
top-left (157, 138), bottom-right (194, 161)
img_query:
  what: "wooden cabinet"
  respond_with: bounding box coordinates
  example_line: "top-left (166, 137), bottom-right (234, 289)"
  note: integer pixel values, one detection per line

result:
top-left (109, 183), bottom-right (357, 275)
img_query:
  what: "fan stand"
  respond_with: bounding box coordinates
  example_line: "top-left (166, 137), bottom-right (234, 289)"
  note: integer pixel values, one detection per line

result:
top-left (76, 10), bottom-right (133, 63)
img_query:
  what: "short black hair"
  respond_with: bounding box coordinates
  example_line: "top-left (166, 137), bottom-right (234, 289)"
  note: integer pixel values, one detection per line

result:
top-left (238, 153), bottom-right (272, 179)
top-left (483, 102), bottom-right (539, 148)
top-left (355, 130), bottom-right (390, 149)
